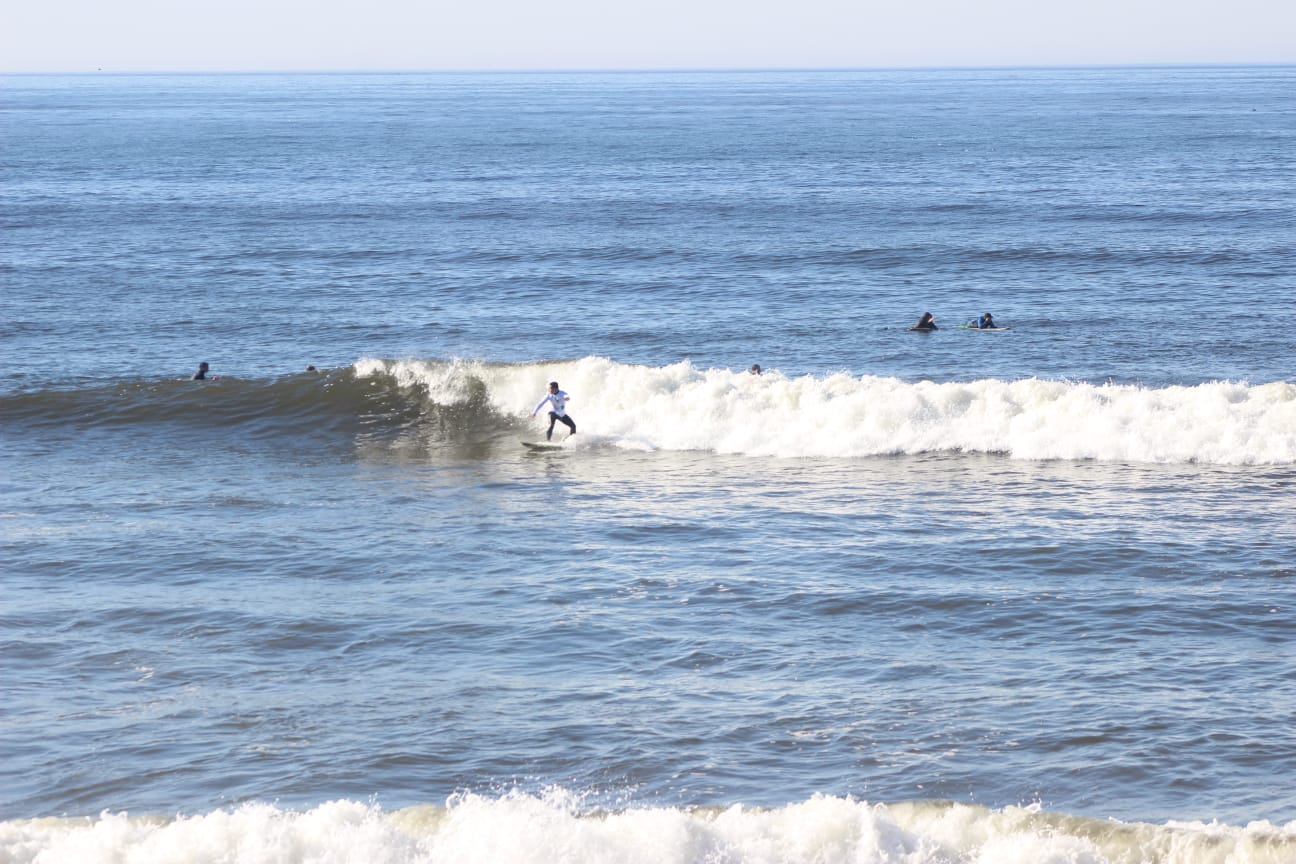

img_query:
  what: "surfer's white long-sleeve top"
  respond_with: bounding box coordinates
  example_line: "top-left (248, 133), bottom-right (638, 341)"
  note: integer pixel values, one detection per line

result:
top-left (534, 390), bottom-right (571, 417)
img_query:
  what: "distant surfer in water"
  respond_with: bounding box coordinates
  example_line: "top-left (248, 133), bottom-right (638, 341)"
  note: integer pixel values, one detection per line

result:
top-left (749, 364), bottom-right (762, 375)
top-left (531, 381), bottom-right (576, 441)
top-left (192, 362), bottom-right (211, 380)
top-left (969, 312), bottom-right (996, 329)
top-left (912, 312), bottom-right (937, 331)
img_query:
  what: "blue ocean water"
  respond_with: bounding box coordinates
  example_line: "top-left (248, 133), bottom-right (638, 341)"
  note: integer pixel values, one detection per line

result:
top-left (2, 67), bottom-right (1295, 862)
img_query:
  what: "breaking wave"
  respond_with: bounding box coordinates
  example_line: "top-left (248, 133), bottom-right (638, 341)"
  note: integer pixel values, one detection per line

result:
top-left (2, 792), bottom-right (1294, 864)
top-left (5, 357), bottom-right (1294, 465)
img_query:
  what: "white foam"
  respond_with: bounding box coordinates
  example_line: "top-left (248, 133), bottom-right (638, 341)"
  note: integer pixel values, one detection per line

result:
top-left (4, 793), bottom-right (1294, 864)
top-left (354, 358), bottom-right (1296, 465)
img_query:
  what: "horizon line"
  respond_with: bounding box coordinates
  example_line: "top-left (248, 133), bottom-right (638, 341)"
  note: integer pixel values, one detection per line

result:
top-left (3, 60), bottom-right (1294, 77)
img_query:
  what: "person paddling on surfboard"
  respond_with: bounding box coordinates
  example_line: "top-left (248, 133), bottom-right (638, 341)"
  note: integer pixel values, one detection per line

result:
top-left (531, 381), bottom-right (576, 441)
top-left (968, 312), bottom-right (996, 329)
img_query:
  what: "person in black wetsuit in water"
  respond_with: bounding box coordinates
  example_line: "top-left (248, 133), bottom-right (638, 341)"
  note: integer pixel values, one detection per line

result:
top-left (912, 312), bottom-right (937, 331)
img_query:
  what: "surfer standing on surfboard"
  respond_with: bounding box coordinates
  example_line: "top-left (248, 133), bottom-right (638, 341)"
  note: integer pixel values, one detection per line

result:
top-left (531, 381), bottom-right (577, 441)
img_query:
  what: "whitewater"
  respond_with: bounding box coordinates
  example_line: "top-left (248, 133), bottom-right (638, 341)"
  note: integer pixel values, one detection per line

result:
top-left (5, 795), bottom-right (1296, 864)
top-left (356, 357), bottom-right (1296, 464)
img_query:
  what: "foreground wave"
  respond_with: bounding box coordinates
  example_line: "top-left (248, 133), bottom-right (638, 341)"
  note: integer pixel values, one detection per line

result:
top-left (6, 357), bottom-right (1295, 465)
top-left (4, 792), bottom-right (1294, 864)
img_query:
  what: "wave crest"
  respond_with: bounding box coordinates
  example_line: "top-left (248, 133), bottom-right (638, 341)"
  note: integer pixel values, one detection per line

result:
top-left (6, 359), bottom-right (1294, 465)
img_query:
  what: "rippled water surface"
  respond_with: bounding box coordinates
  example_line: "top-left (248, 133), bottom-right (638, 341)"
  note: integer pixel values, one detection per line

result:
top-left (2, 67), bottom-right (1295, 862)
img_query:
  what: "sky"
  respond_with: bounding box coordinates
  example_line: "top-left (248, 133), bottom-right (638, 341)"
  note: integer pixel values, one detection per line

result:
top-left (2, 0), bottom-right (1293, 73)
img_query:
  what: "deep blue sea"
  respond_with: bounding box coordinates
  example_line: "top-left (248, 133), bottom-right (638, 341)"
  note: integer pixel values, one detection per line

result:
top-left (2, 66), bottom-right (1295, 863)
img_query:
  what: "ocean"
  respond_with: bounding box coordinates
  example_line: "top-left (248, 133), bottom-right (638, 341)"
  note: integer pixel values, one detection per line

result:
top-left (1, 66), bottom-right (1294, 863)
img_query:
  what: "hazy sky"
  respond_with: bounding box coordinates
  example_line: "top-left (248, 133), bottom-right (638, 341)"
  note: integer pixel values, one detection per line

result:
top-left (3, 0), bottom-right (1293, 73)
